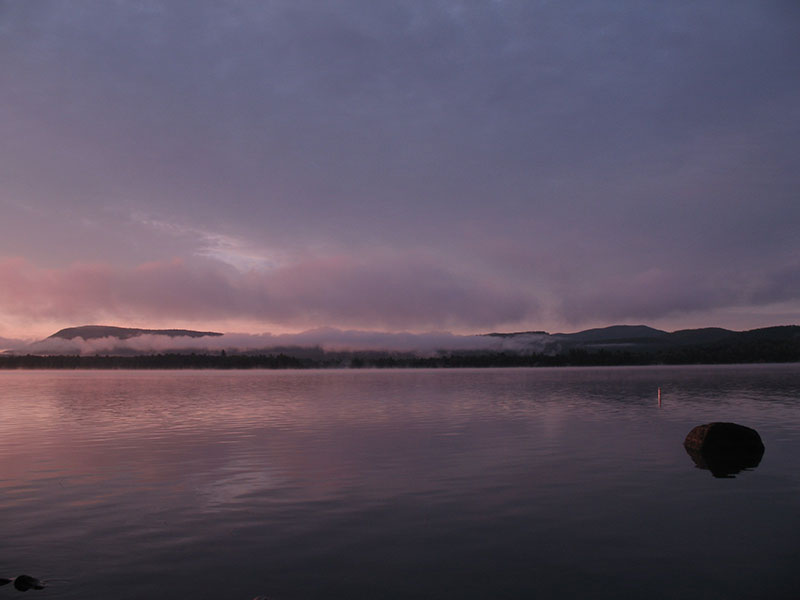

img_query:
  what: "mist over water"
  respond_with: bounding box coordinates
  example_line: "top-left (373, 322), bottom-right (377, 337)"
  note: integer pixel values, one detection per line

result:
top-left (1, 365), bottom-right (799, 599)
top-left (18, 329), bottom-right (552, 356)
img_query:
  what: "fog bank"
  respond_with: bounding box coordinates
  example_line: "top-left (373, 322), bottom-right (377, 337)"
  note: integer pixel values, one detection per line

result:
top-left (18, 329), bottom-right (553, 357)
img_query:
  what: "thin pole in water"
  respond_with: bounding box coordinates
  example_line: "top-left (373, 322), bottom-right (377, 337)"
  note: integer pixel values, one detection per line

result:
top-left (658, 387), bottom-right (662, 407)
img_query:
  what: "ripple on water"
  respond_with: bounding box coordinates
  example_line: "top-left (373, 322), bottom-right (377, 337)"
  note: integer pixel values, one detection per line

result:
top-left (0, 366), bottom-right (799, 599)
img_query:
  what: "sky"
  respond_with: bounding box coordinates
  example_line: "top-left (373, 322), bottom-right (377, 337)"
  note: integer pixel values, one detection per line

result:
top-left (1, 0), bottom-right (799, 341)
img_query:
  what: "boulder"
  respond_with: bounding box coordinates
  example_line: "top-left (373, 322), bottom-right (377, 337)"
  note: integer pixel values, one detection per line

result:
top-left (13, 575), bottom-right (45, 591)
top-left (0, 575), bottom-right (46, 591)
top-left (683, 422), bottom-right (764, 478)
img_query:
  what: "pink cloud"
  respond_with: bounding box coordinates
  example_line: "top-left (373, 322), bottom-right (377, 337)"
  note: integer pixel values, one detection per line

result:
top-left (0, 255), bottom-right (538, 333)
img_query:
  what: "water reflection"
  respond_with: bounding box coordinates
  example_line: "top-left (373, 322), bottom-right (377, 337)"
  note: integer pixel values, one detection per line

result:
top-left (0, 366), bottom-right (799, 599)
top-left (684, 444), bottom-right (764, 478)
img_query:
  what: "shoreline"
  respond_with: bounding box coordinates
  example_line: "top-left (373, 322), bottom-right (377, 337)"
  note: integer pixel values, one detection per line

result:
top-left (1, 350), bottom-right (798, 370)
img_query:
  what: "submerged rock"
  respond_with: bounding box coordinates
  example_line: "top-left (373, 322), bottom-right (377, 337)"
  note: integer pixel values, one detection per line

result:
top-left (684, 422), bottom-right (765, 478)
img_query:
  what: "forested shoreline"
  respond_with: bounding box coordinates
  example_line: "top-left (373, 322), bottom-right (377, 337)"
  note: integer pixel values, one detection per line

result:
top-left (1, 337), bottom-right (798, 370)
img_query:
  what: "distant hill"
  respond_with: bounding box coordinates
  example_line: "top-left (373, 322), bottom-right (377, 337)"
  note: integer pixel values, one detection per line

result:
top-left (1, 322), bottom-right (795, 367)
top-left (664, 327), bottom-right (734, 345)
top-left (484, 330), bottom-right (549, 338)
top-left (488, 324), bottom-right (800, 345)
top-left (553, 325), bottom-right (667, 343)
top-left (484, 324), bottom-right (800, 360)
top-left (49, 325), bottom-right (223, 340)
top-left (486, 324), bottom-right (671, 347)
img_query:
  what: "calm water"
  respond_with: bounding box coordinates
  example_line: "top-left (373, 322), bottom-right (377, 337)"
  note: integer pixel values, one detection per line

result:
top-left (1, 365), bottom-right (799, 599)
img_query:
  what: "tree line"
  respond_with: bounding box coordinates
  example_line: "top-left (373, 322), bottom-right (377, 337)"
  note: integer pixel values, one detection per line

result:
top-left (0, 335), bottom-right (798, 370)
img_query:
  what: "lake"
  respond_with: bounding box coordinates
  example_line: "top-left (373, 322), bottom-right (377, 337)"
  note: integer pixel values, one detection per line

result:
top-left (1, 365), bottom-right (799, 599)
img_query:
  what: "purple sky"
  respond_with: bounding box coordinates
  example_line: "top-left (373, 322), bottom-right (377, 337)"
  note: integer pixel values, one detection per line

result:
top-left (1, 0), bottom-right (799, 339)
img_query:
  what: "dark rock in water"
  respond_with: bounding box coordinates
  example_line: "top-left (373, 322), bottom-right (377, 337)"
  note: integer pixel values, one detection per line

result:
top-left (684, 422), bottom-right (765, 478)
top-left (0, 574), bottom-right (46, 591)
top-left (13, 575), bottom-right (45, 591)
top-left (684, 422), bottom-right (764, 453)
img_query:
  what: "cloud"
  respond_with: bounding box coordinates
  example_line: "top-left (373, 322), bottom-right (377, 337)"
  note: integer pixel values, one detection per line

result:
top-left (1, 1), bottom-right (799, 335)
top-left (0, 254), bottom-right (538, 333)
top-left (558, 261), bottom-right (800, 325)
top-left (20, 329), bottom-right (554, 357)
top-left (0, 336), bottom-right (27, 352)
top-left (2, 248), bottom-right (799, 339)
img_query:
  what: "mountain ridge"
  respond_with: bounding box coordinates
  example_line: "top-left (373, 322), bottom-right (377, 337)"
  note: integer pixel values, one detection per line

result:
top-left (49, 325), bottom-right (223, 340)
top-left (551, 324), bottom-right (668, 342)
top-left (487, 324), bottom-right (800, 350)
top-left (40, 323), bottom-right (800, 349)
top-left (1, 323), bottom-right (798, 366)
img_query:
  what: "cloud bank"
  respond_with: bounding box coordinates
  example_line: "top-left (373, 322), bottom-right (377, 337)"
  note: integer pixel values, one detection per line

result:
top-left (20, 329), bottom-right (553, 357)
top-left (0, 254), bottom-right (537, 334)
top-left (1, 251), bottom-right (798, 340)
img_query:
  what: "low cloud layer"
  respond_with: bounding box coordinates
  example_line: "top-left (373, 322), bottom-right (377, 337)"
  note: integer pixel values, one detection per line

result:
top-left (20, 329), bottom-right (553, 357)
top-left (0, 254), bottom-right (537, 334)
top-left (1, 252), bottom-right (798, 340)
